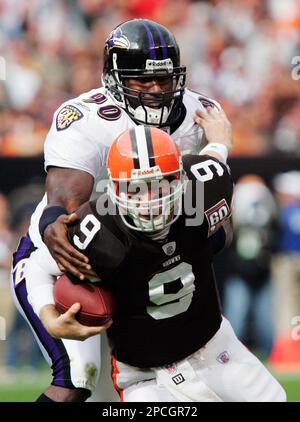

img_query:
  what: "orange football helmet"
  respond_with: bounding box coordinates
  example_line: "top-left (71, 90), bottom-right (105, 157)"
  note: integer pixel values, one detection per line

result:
top-left (107, 126), bottom-right (186, 232)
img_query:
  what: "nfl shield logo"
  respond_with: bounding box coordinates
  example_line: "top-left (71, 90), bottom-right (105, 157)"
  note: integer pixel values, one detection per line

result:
top-left (217, 351), bottom-right (230, 364)
top-left (162, 242), bottom-right (176, 256)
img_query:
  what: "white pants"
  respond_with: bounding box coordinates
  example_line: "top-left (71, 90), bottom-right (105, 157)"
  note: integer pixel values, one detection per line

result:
top-left (11, 235), bottom-right (118, 399)
top-left (113, 318), bottom-right (286, 402)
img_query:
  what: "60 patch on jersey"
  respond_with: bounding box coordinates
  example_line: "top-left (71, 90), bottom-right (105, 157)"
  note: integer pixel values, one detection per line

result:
top-left (56, 105), bottom-right (83, 131)
top-left (205, 198), bottom-right (230, 235)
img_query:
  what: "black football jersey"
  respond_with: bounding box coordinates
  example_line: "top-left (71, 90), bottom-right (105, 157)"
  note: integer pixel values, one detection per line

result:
top-left (67, 155), bottom-right (233, 367)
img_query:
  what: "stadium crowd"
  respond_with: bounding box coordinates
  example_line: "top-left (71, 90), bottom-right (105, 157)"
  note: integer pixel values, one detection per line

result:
top-left (1, 0), bottom-right (300, 157)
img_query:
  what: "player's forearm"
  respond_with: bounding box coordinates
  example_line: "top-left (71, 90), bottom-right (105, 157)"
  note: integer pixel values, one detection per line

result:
top-left (26, 247), bottom-right (61, 317)
top-left (39, 304), bottom-right (61, 337)
top-left (46, 167), bottom-right (94, 212)
top-left (41, 168), bottom-right (92, 276)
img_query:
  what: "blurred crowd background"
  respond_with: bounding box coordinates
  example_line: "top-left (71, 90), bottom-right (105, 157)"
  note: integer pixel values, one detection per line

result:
top-left (1, 0), bottom-right (300, 157)
top-left (0, 0), bottom-right (299, 380)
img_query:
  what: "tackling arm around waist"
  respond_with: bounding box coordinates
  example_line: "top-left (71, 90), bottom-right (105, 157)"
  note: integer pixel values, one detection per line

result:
top-left (25, 246), bottom-right (61, 317)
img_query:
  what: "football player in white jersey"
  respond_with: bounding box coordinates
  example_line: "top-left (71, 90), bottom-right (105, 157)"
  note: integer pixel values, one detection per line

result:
top-left (12, 18), bottom-right (232, 402)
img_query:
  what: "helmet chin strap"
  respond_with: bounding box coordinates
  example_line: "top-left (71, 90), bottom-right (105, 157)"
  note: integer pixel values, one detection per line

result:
top-left (132, 105), bottom-right (170, 125)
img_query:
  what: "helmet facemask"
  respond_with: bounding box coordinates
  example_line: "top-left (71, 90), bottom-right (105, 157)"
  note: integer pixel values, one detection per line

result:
top-left (108, 169), bottom-right (186, 232)
top-left (104, 60), bottom-right (186, 127)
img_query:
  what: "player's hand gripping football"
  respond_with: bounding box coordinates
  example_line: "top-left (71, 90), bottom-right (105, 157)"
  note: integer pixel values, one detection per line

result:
top-left (43, 213), bottom-right (90, 280)
top-left (194, 106), bottom-right (233, 151)
top-left (40, 303), bottom-right (112, 341)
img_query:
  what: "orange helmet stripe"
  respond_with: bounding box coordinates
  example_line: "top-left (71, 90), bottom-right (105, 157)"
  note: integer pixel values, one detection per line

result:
top-left (129, 126), bottom-right (156, 169)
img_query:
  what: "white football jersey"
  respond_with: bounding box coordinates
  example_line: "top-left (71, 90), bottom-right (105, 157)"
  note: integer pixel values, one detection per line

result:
top-left (28, 86), bottom-right (221, 247)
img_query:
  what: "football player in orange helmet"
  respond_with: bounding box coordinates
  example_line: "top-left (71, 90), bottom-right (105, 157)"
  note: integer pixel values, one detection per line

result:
top-left (26, 125), bottom-right (286, 402)
top-left (107, 126), bottom-right (186, 232)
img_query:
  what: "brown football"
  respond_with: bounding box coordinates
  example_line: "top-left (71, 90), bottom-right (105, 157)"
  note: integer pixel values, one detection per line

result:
top-left (54, 274), bottom-right (115, 326)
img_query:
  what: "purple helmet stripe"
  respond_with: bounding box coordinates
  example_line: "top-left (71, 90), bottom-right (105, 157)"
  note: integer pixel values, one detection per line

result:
top-left (142, 21), bottom-right (156, 60)
top-left (155, 24), bottom-right (168, 59)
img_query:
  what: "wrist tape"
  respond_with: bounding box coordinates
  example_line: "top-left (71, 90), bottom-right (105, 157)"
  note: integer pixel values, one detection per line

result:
top-left (200, 143), bottom-right (228, 162)
top-left (39, 205), bottom-right (68, 239)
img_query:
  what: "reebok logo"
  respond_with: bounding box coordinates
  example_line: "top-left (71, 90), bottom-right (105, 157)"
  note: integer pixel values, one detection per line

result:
top-left (172, 373), bottom-right (185, 385)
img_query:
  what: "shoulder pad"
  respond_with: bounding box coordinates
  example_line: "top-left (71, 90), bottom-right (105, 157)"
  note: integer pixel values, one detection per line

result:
top-left (184, 89), bottom-right (222, 111)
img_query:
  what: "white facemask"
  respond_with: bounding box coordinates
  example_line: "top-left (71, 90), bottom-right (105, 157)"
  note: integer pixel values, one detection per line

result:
top-left (108, 175), bottom-right (186, 232)
top-left (132, 104), bottom-right (170, 125)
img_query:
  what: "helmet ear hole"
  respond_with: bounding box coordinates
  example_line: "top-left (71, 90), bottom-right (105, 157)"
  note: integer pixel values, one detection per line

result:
top-left (114, 181), bottom-right (120, 196)
top-left (103, 19), bottom-right (186, 127)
